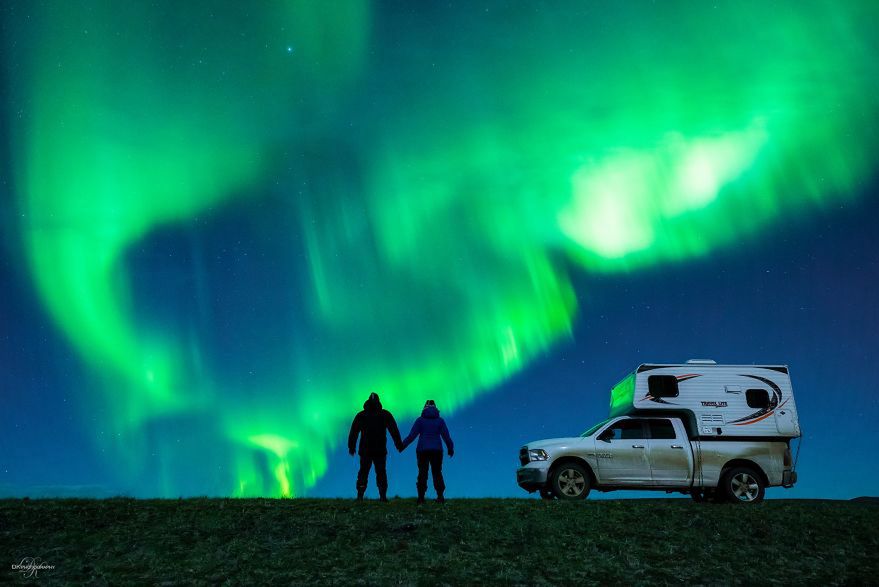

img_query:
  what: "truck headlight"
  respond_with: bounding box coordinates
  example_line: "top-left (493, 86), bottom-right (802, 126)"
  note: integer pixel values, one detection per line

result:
top-left (528, 449), bottom-right (549, 461)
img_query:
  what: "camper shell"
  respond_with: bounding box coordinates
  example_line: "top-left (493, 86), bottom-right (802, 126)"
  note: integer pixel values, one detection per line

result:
top-left (609, 360), bottom-right (801, 439)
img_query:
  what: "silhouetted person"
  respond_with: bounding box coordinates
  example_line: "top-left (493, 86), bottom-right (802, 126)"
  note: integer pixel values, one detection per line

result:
top-left (348, 392), bottom-right (402, 501)
top-left (400, 399), bottom-right (454, 504)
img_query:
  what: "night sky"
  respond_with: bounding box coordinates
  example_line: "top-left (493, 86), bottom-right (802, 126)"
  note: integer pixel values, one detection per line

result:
top-left (1, 1), bottom-right (877, 500)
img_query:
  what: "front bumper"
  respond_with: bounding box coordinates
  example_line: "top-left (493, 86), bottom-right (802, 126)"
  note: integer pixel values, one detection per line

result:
top-left (782, 470), bottom-right (798, 488)
top-left (517, 466), bottom-right (549, 492)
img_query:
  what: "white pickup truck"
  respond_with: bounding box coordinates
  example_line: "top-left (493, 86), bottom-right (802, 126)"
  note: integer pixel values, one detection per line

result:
top-left (516, 361), bottom-right (800, 503)
top-left (517, 415), bottom-right (796, 503)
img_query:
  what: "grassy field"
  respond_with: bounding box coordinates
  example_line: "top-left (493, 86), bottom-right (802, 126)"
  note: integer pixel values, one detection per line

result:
top-left (2, 498), bottom-right (877, 585)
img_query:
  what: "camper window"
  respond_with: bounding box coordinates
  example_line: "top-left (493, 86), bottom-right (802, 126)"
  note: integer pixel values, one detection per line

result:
top-left (746, 388), bottom-right (770, 409)
top-left (648, 419), bottom-right (677, 439)
top-left (648, 375), bottom-right (679, 398)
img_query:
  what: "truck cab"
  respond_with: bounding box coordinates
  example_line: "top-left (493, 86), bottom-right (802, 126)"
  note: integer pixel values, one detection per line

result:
top-left (519, 416), bottom-right (695, 496)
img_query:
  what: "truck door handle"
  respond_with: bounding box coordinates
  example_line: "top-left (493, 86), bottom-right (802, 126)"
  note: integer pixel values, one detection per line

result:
top-left (671, 445), bottom-right (684, 449)
top-left (632, 444), bottom-right (645, 449)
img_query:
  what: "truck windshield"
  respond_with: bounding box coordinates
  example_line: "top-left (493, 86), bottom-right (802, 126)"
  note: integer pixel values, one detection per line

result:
top-left (580, 419), bottom-right (610, 437)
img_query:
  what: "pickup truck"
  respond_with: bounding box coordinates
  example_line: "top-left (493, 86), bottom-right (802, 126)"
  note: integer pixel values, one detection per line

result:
top-left (517, 415), bottom-right (796, 503)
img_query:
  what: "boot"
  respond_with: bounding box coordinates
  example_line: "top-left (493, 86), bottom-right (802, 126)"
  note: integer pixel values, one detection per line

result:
top-left (416, 491), bottom-right (425, 505)
top-left (435, 492), bottom-right (445, 504)
top-left (379, 491), bottom-right (388, 502)
top-left (356, 489), bottom-right (365, 501)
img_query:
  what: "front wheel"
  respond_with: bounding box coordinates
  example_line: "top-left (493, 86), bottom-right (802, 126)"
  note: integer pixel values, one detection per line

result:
top-left (722, 467), bottom-right (765, 504)
top-left (551, 463), bottom-right (591, 500)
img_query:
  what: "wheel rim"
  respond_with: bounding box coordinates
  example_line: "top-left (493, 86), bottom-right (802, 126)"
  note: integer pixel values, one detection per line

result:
top-left (557, 468), bottom-right (586, 497)
top-left (731, 472), bottom-right (760, 502)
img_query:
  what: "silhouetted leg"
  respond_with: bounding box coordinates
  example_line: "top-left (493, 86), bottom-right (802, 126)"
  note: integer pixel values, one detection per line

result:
top-left (357, 454), bottom-right (372, 498)
top-left (429, 451), bottom-right (445, 500)
top-left (375, 453), bottom-right (388, 500)
top-left (416, 451), bottom-right (429, 502)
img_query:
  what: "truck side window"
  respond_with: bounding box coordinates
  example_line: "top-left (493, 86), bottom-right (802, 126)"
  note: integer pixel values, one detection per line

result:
top-left (604, 419), bottom-right (646, 440)
top-left (648, 419), bottom-right (676, 439)
top-left (746, 388), bottom-right (770, 409)
top-left (648, 375), bottom-right (679, 398)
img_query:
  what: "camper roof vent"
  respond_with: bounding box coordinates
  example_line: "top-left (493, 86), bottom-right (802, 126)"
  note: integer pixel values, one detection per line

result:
top-left (686, 359), bottom-right (717, 365)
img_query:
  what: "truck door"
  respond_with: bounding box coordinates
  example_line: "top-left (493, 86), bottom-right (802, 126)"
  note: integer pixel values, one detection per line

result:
top-left (594, 419), bottom-right (652, 484)
top-left (647, 419), bottom-right (691, 486)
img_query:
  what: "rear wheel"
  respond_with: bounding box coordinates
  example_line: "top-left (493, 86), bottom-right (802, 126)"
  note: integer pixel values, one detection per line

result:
top-left (551, 463), bottom-right (591, 500)
top-left (539, 487), bottom-right (556, 500)
top-left (722, 467), bottom-right (765, 504)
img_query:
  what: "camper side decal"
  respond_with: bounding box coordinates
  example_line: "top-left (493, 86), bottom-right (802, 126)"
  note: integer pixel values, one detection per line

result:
top-left (675, 374), bottom-right (700, 383)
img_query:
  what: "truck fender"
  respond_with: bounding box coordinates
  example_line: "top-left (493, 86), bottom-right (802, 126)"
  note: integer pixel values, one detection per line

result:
top-left (549, 456), bottom-right (597, 486)
top-left (719, 458), bottom-right (769, 487)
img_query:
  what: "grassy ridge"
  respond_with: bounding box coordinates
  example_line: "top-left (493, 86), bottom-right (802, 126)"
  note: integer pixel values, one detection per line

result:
top-left (2, 498), bottom-right (877, 585)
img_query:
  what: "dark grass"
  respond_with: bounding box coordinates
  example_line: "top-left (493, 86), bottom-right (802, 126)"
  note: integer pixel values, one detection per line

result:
top-left (2, 498), bottom-right (878, 585)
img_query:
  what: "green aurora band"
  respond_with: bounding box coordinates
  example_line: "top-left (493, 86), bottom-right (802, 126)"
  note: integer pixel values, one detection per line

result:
top-left (4, 0), bottom-right (877, 496)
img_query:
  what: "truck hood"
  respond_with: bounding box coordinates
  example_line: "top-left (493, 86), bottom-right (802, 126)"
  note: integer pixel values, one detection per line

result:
top-left (525, 437), bottom-right (585, 451)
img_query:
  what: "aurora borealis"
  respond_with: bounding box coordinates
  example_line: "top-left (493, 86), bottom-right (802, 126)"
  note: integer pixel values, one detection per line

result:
top-left (2, 1), bottom-right (877, 498)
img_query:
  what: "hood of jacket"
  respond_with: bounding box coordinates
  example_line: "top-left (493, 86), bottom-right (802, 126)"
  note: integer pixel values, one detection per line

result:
top-left (421, 405), bottom-right (440, 419)
top-left (363, 393), bottom-right (382, 412)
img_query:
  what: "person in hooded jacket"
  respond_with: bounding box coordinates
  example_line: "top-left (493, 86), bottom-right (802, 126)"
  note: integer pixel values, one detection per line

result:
top-left (348, 392), bottom-right (403, 501)
top-left (400, 400), bottom-right (454, 504)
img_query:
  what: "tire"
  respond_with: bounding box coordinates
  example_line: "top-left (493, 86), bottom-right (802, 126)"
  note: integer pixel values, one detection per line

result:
top-left (539, 487), bottom-right (556, 500)
top-left (721, 467), bottom-right (765, 504)
top-left (551, 463), bottom-right (591, 500)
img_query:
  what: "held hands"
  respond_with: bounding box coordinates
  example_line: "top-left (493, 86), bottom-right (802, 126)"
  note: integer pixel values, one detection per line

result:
top-left (448, 448), bottom-right (454, 458)
top-left (349, 448), bottom-right (355, 456)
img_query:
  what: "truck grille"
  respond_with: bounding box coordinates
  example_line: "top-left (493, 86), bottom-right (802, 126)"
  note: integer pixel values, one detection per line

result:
top-left (519, 447), bottom-right (529, 466)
